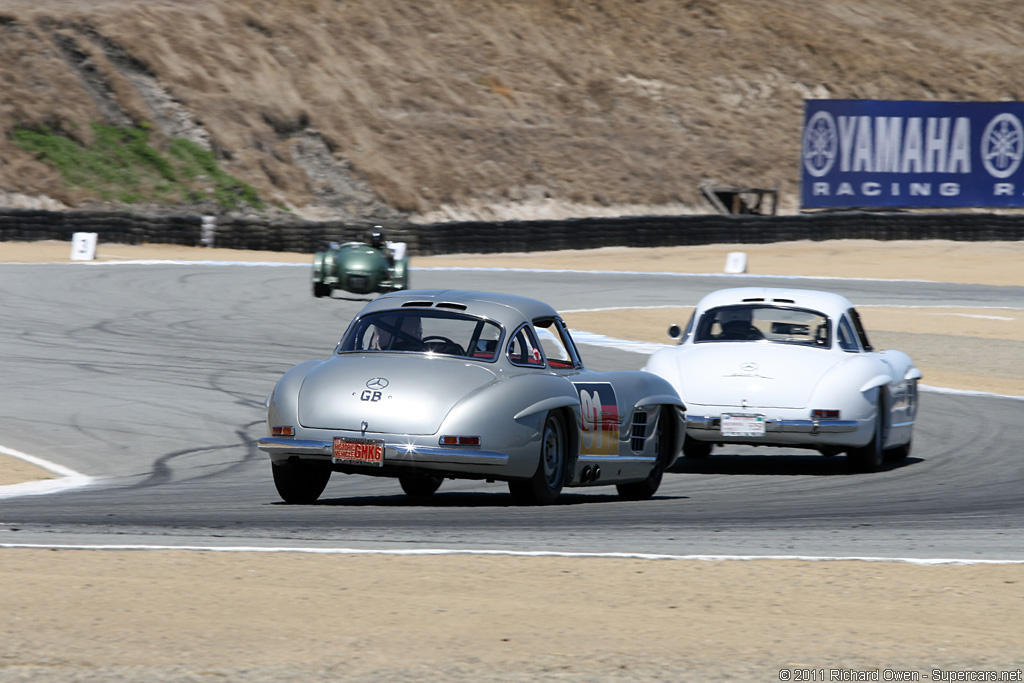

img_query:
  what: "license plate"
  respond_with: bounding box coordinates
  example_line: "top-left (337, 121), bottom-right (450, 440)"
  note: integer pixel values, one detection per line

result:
top-left (721, 414), bottom-right (766, 437)
top-left (333, 437), bottom-right (384, 467)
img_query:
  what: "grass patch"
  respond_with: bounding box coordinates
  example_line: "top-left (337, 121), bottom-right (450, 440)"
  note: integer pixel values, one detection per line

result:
top-left (12, 123), bottom-right (263, 210)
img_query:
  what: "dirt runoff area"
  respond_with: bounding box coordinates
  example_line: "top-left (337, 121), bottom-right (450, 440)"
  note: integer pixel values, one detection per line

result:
top-left (2, 238), bottom-right (1023, 682)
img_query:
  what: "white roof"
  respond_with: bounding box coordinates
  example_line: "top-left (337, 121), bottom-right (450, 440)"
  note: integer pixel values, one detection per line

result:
top-left (695, 287), bottom-right (855, 316)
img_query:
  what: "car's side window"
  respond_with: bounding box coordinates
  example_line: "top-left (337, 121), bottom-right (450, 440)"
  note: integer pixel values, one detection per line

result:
top-left (837, 315), bottom-right (860, 352)
top-left (848, 308), bottom-right (874, 351)
top-left (507, 325), bottom-right (545, 367)
top-left (536, 327), bottom-right (572, 367)
top-left (679, 312), bottom-right (695, 345)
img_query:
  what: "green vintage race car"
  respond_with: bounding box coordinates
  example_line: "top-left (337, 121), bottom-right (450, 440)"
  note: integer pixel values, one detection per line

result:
top-left (311, 228), bottom-right (410, 297)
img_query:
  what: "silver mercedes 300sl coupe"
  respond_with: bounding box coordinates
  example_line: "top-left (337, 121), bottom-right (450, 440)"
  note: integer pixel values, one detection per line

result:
top-left (258, 290), bottom-right (685, 504)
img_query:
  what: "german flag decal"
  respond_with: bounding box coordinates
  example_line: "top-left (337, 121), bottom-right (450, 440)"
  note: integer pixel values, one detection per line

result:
top-left (574, 382), bottom-right (620, 455)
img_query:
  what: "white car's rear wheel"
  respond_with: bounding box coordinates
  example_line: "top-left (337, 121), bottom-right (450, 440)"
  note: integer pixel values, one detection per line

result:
top-left (682, 434), bottom-right (713, 459)
top-left (617, 406), bottom-right (675, 501)
top-left (884, 439), bottom-right (912, 462)
top-left (847, 393), bottom-right (886, 472)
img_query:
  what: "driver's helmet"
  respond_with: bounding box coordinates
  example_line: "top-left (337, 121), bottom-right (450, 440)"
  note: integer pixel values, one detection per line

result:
top-left (718, 307), bottom-right (753, 325)
top-left (370, 226), bottom-right (386, 248)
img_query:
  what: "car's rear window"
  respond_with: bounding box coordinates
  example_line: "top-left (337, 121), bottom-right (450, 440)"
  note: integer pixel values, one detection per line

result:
top-left (694, 305), bottom-right (831, 348)
top-left (339, 310), bottom-right (503, 360)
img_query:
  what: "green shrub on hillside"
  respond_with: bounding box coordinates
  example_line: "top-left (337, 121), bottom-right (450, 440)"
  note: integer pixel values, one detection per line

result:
top-left (12, 123), bottom-right (263, 210)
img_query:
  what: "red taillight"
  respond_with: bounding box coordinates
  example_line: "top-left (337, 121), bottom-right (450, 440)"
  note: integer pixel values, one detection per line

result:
top-left (439, 435), bottom-right (480, 446)
top-left (272, 426), bottom-right (295, 437)
top-left (811, 410), bottom-right (840, 419)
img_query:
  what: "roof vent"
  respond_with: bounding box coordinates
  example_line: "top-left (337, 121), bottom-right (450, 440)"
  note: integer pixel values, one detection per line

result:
top-left (401, 301), bottom-right (433, 307)
top-left (435, 302), bottom-right (468, 310)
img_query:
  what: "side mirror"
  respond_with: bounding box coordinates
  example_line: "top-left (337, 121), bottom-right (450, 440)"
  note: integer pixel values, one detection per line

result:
top-left (667, 324), bottom-right (682, 340)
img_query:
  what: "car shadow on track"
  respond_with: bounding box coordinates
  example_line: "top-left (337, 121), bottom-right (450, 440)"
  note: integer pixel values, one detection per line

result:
top-left (281, 491), bottom-right (689, 507)
top-left (669, 454), bottom-right (924, 476)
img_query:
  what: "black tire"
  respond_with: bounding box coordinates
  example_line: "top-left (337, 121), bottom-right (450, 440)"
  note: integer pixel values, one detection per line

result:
top-left (617, 406), bottom-right (676, 501)
top-left (847, 393), bottom-right (886, 472)
top-left (508, 411), bottom-right (567, 505)
top-left (312, 282), bottom-right (331, 298)
top-left (682, 434), bottom-right (713, 459)
top-left (272, 460), bottom-right (331, 503)
top-left (399, 471), bottom-right (444, 498)
top-left (884, 439), bottom-right (912, 462)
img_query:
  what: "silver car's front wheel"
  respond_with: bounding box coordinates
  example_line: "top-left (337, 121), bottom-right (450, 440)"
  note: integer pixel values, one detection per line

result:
top-left (509, 411), bottom-right (566, 505)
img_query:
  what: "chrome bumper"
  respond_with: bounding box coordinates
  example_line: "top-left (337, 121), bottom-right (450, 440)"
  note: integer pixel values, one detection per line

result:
top-left (686, 415), bottom-right (859, 435)
top-left (257, 436), bottom-right (509, 466)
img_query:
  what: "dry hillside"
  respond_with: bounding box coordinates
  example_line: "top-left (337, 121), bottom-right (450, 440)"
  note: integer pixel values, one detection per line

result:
top-left (1, 0), bottom-right (1023, 222)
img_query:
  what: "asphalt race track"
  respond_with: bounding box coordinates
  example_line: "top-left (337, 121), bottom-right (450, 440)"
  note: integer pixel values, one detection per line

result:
top-left (2, 262), bottom-right (1023, 561)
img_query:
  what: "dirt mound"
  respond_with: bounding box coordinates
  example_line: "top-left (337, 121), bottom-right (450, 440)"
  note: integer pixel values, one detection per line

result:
top-left (2, 1), bottom-right (1023, 220)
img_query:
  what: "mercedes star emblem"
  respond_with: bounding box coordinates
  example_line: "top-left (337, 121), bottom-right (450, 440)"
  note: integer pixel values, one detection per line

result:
top-left (365, 377), bottom-right (389, 390)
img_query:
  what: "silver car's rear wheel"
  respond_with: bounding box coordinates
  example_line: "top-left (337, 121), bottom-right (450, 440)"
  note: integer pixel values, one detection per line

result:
top-left (399, 471), bottom-right (444, 498)
top-left (509, 411), bottom-right (566, 505)
top-left (272, 460), bottom-right (331, 503)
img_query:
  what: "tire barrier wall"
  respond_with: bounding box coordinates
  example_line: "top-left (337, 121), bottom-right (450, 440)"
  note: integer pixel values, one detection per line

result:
top-left (2, 208), bottom-right (1023, 256)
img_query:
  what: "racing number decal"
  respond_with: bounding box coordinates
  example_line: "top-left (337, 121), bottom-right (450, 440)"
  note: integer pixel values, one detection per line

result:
top-left (575, 383), bottom-right (619, 455)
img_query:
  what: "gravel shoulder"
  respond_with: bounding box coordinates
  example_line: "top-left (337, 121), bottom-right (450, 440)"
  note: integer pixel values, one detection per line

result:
top-left (2, 239), bottom-right (1022, 681)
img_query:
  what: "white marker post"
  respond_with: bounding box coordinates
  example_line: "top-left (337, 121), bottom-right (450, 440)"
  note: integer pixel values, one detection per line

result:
top-left (201, 216), bottom-right (216, 247)
top-left (724, 251), bottom-right (747, 274)
top-left (70, 232), bottom-right (98, 261)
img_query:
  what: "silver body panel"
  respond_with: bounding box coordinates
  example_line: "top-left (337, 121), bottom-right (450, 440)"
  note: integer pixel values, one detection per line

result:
top-left (260, 290), bottom-right (685, 491)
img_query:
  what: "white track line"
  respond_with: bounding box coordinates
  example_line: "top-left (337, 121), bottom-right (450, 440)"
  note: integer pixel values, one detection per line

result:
top-left (0, 543), bottom-right (1022, 564)
top-left (415, 266), bottom-right (954, 284)
top-left (1, 260), bottom-right (993, 285)
top-left (0, 445), bottom-right (94, 499)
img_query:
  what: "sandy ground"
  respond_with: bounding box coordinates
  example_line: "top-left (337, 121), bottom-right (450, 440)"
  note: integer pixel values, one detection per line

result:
top-left (2, 239), bottom-right (1023, 681)
top-left (1, 550), bottom-right (1022, 681)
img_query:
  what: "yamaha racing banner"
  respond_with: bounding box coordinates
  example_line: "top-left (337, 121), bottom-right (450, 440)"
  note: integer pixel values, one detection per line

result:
top-left (801, 99), bottom-right (1024, 209)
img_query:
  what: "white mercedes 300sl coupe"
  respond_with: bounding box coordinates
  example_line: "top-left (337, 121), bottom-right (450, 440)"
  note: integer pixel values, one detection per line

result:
top-left (643, 287), bottom-right (922, 472)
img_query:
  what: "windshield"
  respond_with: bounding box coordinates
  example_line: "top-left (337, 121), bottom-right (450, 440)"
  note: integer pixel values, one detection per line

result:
top-left (694, 305), bottom-right (831, 348)
top-left (339, 309), bottom-right (503, 360)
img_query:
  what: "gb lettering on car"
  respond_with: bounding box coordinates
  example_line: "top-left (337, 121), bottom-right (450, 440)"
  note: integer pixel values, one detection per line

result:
top-left (574, 382), bottom-right (619, 455)
top-left (359, 377), bottom-right (389, 402)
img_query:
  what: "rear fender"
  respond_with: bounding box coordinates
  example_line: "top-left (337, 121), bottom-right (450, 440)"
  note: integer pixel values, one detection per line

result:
top-left (439, 373), bottom-right (578, 434)
top-left (634, 393), bottom-right (686, 411)
top-left (266, 360), bottom-right (322, 429)
top-left (437, 374), bottom-right (579, 479)
top-left (858, 374), bottom-right (892, 394)
top-left (514, 395), bottom-right (581, 421)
